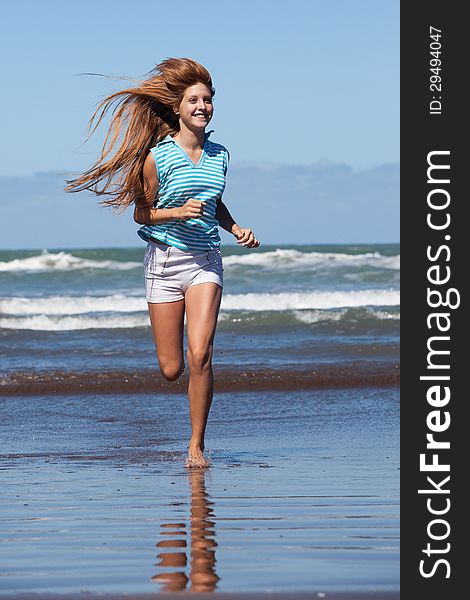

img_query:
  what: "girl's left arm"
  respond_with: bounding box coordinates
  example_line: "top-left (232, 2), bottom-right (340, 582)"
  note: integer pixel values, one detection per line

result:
top-left (215, 198), bottom-right (260, 248)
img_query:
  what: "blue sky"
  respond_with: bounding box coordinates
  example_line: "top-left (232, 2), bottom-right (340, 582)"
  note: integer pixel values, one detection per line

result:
top-left (1, 0), bottom-right (398, 176)
top-left (0, 0), bottom-right (399, 248)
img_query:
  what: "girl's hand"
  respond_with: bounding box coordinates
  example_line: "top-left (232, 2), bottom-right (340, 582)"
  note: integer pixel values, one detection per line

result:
top-left (177, 198), bottom-right (206, 221)
top-left (233, 227), bottom-right (260, 248)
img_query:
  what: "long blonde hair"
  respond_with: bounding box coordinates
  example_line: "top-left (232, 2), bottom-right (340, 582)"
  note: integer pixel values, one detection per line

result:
top-left (64, 58), bottom-right (215, 212)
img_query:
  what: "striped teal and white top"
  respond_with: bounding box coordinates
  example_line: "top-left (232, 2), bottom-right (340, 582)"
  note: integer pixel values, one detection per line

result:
top-left (137, 130), bottom-right (229, 251)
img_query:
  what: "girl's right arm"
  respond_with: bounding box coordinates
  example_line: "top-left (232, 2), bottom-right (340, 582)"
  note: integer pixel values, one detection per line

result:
top-left (134, 152), bottom-right (206, 225)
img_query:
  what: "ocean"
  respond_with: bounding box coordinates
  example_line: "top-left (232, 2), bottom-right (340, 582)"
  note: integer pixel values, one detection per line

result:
top-left (0, 243), bottom-right (399, 594)
top-left (0, 243), bottom-right (399, 389)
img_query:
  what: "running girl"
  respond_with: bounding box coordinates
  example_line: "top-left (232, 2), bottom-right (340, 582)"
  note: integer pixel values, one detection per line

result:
top-left (65, 58), bottom-right (260, 468)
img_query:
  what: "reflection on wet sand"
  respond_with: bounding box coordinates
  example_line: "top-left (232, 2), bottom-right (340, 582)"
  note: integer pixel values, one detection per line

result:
top-left (151, 469), bottom-right (219, 592)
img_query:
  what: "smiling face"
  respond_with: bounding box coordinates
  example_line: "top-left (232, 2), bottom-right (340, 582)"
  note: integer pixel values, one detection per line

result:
top-left (174, 83), bottom-right (214, 132)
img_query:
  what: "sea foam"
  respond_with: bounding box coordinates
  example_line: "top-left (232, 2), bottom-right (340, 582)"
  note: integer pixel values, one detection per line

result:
top-left (0, 294), bottom-right (146, 315)
top-left (0, 248), bottom-right (400, 272)
top-left (223, 249), bottom-right (400, 270)
top-left (0, 250), bottom-right (139, 272)
top-left (1, 289), bottom-right (400, 317)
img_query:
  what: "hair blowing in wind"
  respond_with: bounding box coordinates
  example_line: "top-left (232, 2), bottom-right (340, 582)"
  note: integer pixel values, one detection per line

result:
top-left (64, 58), bottom-right (215, 213)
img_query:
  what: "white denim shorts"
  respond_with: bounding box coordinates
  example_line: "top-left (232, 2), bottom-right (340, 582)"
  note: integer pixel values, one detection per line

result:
top-left (144, 240), bottom-right (224, 303)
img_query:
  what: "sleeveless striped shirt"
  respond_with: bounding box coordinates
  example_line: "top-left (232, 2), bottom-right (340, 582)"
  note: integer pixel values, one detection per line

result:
top-left (137, 130), bottom-right (229, 251)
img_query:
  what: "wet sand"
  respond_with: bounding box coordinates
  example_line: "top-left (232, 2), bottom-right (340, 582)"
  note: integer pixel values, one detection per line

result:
top-left (0, 388), bottom-right (399, 595)
top-left (0, 363), bottom-right (399, 396)
top-left (0, 593), bottom-right (400, 599)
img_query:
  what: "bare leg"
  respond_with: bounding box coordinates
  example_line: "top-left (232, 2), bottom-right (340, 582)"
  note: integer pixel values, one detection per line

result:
top-left (184, 282), bottom-right (223, 468)
top-left (147, 299), bottom-right (186, 381)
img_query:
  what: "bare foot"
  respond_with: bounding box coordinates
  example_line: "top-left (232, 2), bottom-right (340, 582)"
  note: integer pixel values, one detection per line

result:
top-left (185, 440), bottom-right (210, 469)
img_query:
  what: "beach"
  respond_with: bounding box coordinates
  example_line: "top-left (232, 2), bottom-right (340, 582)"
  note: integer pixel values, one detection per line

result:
top-left (0, 244), bottom-right (399, 595)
